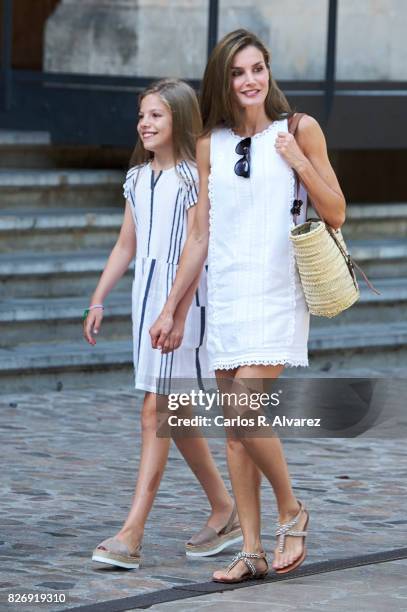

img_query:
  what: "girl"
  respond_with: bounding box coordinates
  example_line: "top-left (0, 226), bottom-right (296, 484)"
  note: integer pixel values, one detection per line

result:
top-left (150, 32), bottom-right (346, 582)
top-left (83, 79), bottom-right (242, 569)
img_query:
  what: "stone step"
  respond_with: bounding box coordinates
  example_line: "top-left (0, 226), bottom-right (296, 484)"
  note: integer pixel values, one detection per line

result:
top-left (0, 169), bottom-right (123, 210)
top-left (1, 278), bottom-right (404, 346)
top-left (311, 277), bottom-right (407, 327)
top-left (0, 250), bottom-right (133, 298)
top-left (0, 294), bottom-right (132, 347)
top-left (340, 203), bottom-right (407, 239)
top-left (0, 130), bottom-right (53, 168)
top-left (0, 130), bottom-right (131, 169)
top-left (0, 235), bottom-right (404, 297)
top-left (0, 321), bottom-right (406, 392)
top-left (0, 339), bottom-right (135, 393)
top-left (348, 238), bottom-right (407, 278)
top-left (0, 130), bottom-right (51, 146)
top-left (0, 208), bottom-right (123, 252)
top-left (2, 207), bottom-right (404, 254)
top-left (308, 321), bottom-right (407, 374)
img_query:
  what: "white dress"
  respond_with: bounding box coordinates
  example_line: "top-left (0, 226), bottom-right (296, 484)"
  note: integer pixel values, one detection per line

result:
top-left (123, 160), bottom-right (211, 393)
top-left (207, 119), bottom-right (310, 370)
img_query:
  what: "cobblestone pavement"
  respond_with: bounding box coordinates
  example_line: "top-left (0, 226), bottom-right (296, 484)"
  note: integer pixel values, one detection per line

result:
top-left (1, 386), bottom-right (407, 611)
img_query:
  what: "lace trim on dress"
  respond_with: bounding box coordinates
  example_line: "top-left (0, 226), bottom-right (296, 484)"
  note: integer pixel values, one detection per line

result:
top-left (228, 120), bottom-right (280, 140)
top-left (213, 357), bottom-right (309, 369)
top-left (207, 170), bottom-right (220, 324)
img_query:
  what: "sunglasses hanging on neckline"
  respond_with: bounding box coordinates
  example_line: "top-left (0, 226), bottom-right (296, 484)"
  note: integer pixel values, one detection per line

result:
top-left (234, 136), bottom-right (251, 178)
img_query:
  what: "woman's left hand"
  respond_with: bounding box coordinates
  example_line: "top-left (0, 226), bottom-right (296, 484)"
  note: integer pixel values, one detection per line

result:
top-left (275, 132), bottom-right (307, 171)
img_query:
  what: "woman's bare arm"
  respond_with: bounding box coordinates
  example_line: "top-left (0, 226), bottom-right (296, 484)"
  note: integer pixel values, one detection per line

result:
top-left (276, 115), bottom-right (346, 229)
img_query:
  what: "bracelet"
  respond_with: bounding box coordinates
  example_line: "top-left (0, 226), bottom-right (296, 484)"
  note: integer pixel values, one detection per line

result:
top-left (82, 304), bottom-right (104, 321)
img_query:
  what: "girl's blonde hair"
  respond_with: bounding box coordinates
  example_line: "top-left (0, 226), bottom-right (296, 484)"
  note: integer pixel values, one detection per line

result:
top-left (200, 29), bottom-right (292, 134)
top-left (130, 78), bottom-right (202, 167)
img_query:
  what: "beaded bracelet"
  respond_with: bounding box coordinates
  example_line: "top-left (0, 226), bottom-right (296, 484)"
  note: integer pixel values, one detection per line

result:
top-left (82, 304), bottom-right (104, 321)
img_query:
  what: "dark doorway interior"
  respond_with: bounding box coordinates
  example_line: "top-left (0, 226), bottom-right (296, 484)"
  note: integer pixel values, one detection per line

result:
top-left (11, 0), bottom-right (60, 70)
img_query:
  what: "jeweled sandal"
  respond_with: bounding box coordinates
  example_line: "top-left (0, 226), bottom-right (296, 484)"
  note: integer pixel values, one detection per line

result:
top-left (186, 504), bottom-right (243, 557)
top-left (92, 536), bottom-right (141, 569)
top-left (212, 550), bottom-right (268, 583)
top-left (274, 499), bottom-right (309, 574)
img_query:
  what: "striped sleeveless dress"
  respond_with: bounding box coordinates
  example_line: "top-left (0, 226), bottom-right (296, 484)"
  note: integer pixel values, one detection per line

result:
top-left (123, 160), bottom-right (212, 393)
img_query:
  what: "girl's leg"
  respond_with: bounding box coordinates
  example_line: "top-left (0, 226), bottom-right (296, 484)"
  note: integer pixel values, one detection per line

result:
top-left (115, 391), bottom-right (171, 548)
top-left (173, 435), bottom-right (234, 529)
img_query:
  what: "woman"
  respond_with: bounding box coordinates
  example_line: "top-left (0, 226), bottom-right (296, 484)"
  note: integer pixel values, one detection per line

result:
top-left (150, 31), bottom-right (346, 582)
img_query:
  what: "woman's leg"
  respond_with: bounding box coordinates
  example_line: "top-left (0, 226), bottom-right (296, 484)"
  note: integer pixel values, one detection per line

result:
top-left (212, 369), bottom-right (266, 580)
top-left (115, 391), bottom-right (171, 548)
top-left (230, 365), bottom-right (308, 571)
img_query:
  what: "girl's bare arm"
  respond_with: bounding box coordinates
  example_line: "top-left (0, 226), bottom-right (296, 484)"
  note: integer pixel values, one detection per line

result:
top-left (83, 202), bottom-right (136, 344)
top-left (150, 136), bottom-right (211, 349)
top-left (160, 205), bottom-right (204, 353)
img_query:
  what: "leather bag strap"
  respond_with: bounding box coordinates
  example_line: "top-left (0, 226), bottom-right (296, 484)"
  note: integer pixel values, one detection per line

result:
top-left (288, 112), bottom-right (326, 223)
top-left (288, 112), bottom-right (306, 137)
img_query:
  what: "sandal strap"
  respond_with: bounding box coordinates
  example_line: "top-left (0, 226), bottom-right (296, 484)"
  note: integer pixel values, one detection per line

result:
top-left (227, 551), bottom-right (267, 576)
top-left (275, 500), bottom-right (307, 553)
top-left (277, 530), bottom-right (308, 553)
top-left (218, 504), bottom-right (240, 536)
top-left (97, 536), bottom-right (141, 557)
top-left (276, 501), bottom-right (304, 532)
top-left (275, 526), bottom-right (308, 536)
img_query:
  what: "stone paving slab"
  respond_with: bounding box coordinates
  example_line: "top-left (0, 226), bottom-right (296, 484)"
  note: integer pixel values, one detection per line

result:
top-left (146, 559), bottom-right (407, 611)
top-left (0, 387), bottom-right (406, 611)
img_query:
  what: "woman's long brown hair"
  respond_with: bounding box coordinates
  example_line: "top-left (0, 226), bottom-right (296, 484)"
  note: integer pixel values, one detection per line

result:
top-left (130, 78), bottom-right (202, 168)
top-left (200, 29), bottom-right (293, 135)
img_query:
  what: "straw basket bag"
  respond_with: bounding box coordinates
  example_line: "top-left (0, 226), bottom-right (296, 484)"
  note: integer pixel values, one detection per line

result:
top-left (290, 220), bottom-right (359, 317)
top-left (288, 114), bottom-right (377, 318)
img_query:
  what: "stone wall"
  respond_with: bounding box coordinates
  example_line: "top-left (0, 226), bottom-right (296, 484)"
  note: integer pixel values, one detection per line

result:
top-left (44, 0), bottom-right (407, 81)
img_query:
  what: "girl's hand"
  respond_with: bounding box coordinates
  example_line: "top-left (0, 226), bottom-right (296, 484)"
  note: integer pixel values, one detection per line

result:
top-left (150, 310), bottom-right (174, 350)
top-left (275, 132), bottom-right (307, 170)
top-left (83, 308), bottom-right (104, 346)
top-left (160, 316), bottom-right (185, 354)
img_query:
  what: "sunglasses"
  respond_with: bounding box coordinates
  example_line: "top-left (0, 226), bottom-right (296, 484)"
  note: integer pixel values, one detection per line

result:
top-left (234, 137), bottom-right (251, 178)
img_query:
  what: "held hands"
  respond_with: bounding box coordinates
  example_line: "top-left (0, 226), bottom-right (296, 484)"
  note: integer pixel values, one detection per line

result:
top-left (83, 307), bottom-right (104, 345)
top-left (150, 309), bottom-right (185, 353)
top-left (275, 132), bottom-right (307, 171)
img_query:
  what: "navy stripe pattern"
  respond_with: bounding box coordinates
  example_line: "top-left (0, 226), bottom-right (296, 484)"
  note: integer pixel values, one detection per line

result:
top-left (137, 259), bottom-right (156, 363)
top-left (179, 161), bottom-right (198, 209)
top-left (147, 168), bottom-right (162, 257)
